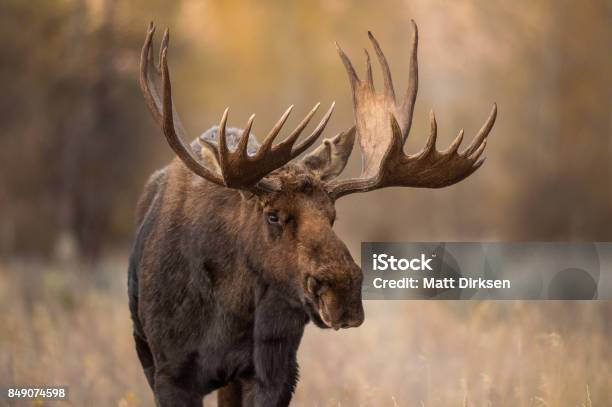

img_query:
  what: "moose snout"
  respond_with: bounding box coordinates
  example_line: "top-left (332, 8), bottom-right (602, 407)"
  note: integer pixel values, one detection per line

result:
top-left (338, 266), bottom-right (365, 329)
top-left (319, 289), bottom-right (364, 330)
top-left (341, 312), bottom-right (364, 329)
top-left (348, 304), bottom-right (365, 328)
top-left (337, 301), bottom-right (364, 329)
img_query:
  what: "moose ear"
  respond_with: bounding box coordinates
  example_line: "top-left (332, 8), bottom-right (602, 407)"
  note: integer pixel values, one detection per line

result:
top-left (301, 126), bottom-right (356, 181)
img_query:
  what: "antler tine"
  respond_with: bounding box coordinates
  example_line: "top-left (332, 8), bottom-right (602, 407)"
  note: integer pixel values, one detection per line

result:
top-left (159, 27), bottom-right (169, 73)
top-left (388, 114), bottom-right (405, 156)
top-left (274, 103), bottom-right (321, 153)
top-left (217, 108), bottom-right (257, 176)
top-left (417, 109), bottom-right (437, 158)
top-left (258, 105), bottom-right (294, 155)
top-left (401, 20), bottom-right (419, 141)
top-left (442, 129), bottom-right (464, 156)
top-left (235, 114), bottom-right (255, 159)
top-left (463, 103), bottom-right (497, 156)
top-left (473, 157), bottom-right (486, 170)
top-left (291, 102), bottom-right (335, 157)
top-left (140, 22), bottom-right (162, 126)
top-left (140, 24), bottom-right (190, 139)
top-left (217, 107), bottom-right (230, 159)
top-left (336, 42), bottom-right (360, 91)
top-left (364, 49), bottom-right (374, 90)
top-left (368, 31), bottom-right (395, 101)
top-left (159, 31), bottom-right (224, 185)
top-left (469, 140), bottom-right (487, 162)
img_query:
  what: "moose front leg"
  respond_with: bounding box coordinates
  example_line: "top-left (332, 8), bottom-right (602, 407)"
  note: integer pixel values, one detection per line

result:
top-left (151, 354), bottom-right (204, 407)
top-left (246, 287), bottom-right (306, 407)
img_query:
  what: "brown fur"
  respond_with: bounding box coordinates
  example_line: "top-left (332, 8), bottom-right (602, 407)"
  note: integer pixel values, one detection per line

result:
top-left (128, 138), bottom-right (363, 406)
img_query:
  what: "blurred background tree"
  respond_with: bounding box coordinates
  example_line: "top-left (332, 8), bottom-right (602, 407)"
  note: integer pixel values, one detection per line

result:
top-left (0, 0), bottom-right (610, 261)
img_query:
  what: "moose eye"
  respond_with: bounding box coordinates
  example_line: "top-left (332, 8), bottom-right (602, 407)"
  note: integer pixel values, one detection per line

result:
top-left (266, 212), bottom-right (280, 224)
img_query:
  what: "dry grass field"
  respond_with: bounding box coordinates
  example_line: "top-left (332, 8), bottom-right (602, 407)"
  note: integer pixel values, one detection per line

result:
top-left (0, 257), bottom-right (610, 407)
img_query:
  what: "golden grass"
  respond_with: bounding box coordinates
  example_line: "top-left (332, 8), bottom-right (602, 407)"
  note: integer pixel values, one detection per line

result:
top-left (0, 258), bottom-right (610, 406)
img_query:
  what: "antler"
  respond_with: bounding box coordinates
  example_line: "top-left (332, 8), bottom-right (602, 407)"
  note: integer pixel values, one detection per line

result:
top-left (327, 20), bottom-right (497, 199)
top-left (140, 22), bottom-right (334, 192)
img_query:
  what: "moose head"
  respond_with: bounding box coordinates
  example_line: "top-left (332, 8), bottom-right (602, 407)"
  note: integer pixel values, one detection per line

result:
top-left (139, 21), bottom-right (496, 330)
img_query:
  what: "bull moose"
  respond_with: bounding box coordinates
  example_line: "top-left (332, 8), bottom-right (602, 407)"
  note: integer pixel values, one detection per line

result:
top-left (128, 20), bottom-right (496, 407)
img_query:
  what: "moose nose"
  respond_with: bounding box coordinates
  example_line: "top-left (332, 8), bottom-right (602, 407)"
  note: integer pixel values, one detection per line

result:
top-left (346, 314), bottom-right (364, 328)
top-left (341, 308), bottom-right (364, 329)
